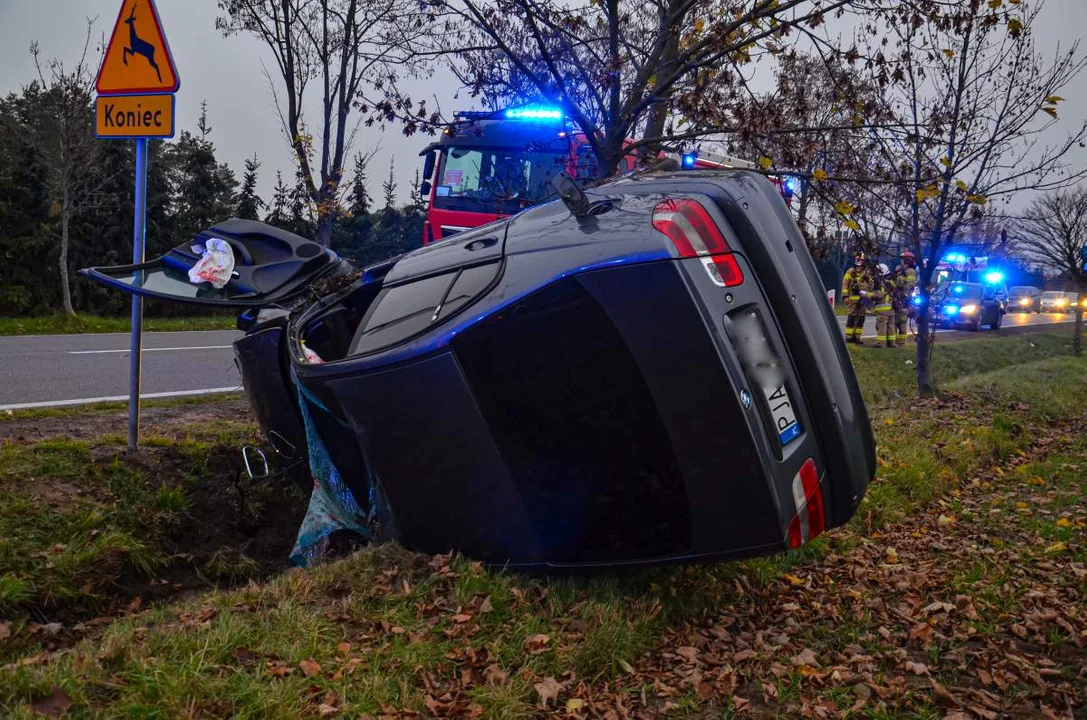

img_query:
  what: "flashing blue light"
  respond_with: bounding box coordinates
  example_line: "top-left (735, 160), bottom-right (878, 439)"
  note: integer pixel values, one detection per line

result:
top-left (785, 176), bottom-right (799, 194)
top-left (681, 153), bottom-right (697, 169)
top-left (912, 296), bottom-right (923, 306)
top-left (944, 252), bottom-right (967, 264)
top-left (954, 284), bottom-right (965, 294)
top-left (944, 304), bottom-right (960, 316)
top-left (504, 106), bottom-right (562, 120)
top-left (984, 270), bottom-right (1005, 284)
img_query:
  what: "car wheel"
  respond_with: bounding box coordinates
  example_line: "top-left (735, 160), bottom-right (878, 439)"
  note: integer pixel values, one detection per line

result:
top-left (991, 312), bottom-right (1002, 330)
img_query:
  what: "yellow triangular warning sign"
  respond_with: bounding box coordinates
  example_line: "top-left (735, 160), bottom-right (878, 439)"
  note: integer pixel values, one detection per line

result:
top-left (96, 0), bottom-right (179, 95)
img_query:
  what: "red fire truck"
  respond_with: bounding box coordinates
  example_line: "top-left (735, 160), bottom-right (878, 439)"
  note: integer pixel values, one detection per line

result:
top-left (417, 106), bottom-right (793, 245)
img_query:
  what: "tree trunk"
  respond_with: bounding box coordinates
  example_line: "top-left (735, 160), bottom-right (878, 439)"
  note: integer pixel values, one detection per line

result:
top-left (915, 309), bottom-right (935, 397)
top-left (640, 21), bottom-right (680, 160)
top-left (315, 208), bottom-right (335, 247)
top-left (59, 185), bottom-right (75, 316)
top-left (796, 180), bottom-right (810, 231)
top-left (1074, 305), bottom-right (1084, 357)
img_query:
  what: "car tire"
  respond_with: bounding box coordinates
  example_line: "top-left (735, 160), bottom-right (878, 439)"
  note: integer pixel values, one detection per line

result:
top-left (991, 312), bottom-right (1002, 330)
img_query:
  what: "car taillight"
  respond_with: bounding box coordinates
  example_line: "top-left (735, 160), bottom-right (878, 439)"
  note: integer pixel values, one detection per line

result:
top-left (653, 198), bottom-right (744, 287)
top-left (786, 458), bottom-right (826, 548)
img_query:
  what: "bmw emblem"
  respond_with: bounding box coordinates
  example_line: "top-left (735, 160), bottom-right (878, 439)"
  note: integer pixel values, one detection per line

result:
top-left (740, 389), bottom-right (752, 409)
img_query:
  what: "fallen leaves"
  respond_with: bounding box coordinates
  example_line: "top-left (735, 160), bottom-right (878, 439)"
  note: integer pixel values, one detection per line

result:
top-left (299, 658), bottom-right (322, 678)
top-left (522, 633), bottom-right (551, 655)
top-left (791, 648), bottom-right (820, 668)
top-left (231, 647), bottom-right (255, 667)
top-left (264, 660), bottom-right (293, 678)
top-left (29, 686), bottom-right (72, 718)
top-left (533, 676), bottom-right (565, 707)
top-left (317, 691), bottom-right (341, 716)
top-left (905, 660), bottom-right (930, 675)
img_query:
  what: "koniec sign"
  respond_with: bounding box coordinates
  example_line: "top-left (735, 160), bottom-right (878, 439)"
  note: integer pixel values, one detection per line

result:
top-left (94, 0), bottom-right (180, 450)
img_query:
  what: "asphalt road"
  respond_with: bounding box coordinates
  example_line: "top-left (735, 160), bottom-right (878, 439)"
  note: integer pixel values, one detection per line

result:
top-left (833, 309), bottom-right (1076, 339)
top-left (0, 330), bottom-right (244, 411)
top-left (0, 311), bottom-right (1077, 410)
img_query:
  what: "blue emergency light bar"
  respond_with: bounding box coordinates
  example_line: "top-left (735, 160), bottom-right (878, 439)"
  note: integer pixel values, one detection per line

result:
top-left (984, 270), bottom-right (1005, 284)
top-left (504, 107), bottom-right (563, 120)
top-left (944, 252), bottom-right (968, 263)
top-left (784, 176), bottom-right (799, 194)
top-left (681, 153), bottom-right (697, 169)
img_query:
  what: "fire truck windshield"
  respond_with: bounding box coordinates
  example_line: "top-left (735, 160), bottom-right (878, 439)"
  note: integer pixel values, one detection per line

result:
top-left (433, 146), bottom-right (569, 215)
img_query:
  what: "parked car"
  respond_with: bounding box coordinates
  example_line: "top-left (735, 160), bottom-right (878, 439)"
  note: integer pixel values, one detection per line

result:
top-left (81, 170), bottom-right (875, 571)
top-left (935, 281), bottom-right (1004, 331)
top-left (1009, 285), bottom-right (1041, 313)
top-left (1040, 290), bottom-right (1075, 313)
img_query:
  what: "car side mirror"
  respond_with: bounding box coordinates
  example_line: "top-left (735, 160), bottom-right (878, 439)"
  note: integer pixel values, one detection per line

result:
top-left (422, 152), bottom-right (435, 184)
top-left (242, 446), bottom-right (270, 480)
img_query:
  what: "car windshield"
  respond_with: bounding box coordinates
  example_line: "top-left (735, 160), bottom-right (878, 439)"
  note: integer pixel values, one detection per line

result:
top-left (945, 282), bottom-right (982, 300)
top-left (432, 145), bottom-right (570, 216)
top-left (1010, 287), bottom-right (1035, 296)
top-left (1041, 291), bottom-right (1064, 300)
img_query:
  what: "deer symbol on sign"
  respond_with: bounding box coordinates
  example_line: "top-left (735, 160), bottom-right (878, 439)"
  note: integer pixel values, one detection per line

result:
top-left (122, 3), bottom-right (162, 82)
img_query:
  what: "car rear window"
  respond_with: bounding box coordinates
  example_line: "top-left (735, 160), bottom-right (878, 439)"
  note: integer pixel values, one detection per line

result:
top-left (349, 262), bottom-right (499, 356)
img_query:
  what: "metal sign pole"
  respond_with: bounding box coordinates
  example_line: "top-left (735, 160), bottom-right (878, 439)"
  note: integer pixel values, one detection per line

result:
top-left (128, 137), bottom-right (149, 452)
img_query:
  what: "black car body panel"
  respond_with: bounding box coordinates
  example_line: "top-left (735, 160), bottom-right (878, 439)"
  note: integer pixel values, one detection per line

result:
top-left (80, 170), bottom-right (875, 570)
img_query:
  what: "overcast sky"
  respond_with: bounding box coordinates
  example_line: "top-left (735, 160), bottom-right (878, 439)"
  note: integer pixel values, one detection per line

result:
top-left (1, 0), bottom-right (1085, 212)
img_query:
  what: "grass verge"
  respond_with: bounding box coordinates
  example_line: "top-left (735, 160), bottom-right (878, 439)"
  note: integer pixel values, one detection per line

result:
top-left (0, 333), bottom-right (1083, 717)
top-left (0, 392), bottom-right (243, 424)
top-left (0, 415), bottom-right (307, 665)
top-left (0, 314), bottom-right (237, 336)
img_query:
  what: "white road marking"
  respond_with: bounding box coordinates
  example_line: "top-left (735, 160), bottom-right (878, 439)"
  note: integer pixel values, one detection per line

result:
top-left (69, 345), bottom-right (233, 355)
top-left (0, 387), bottom-right (242, 412)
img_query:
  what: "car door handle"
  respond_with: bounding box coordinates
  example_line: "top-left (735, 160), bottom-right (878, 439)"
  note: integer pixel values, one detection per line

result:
top-left (465, 237), bottom-right (498, 251)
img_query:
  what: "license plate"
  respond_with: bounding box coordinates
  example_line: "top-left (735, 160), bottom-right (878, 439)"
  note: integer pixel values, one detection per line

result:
top-left (763, 383), bottom-right (801, 446)
top-left (727, 308), bottom-right (803, 448)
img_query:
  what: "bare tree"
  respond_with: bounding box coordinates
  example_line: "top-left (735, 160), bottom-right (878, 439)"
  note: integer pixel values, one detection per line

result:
top-left (217, 0), bottom-right (431, 246)
top-left (27, 23), bottom-right (103, 316)
top-left (1016, 188), bottom-right (1087, 355)
top-left (843, 0), bottom-right (1087, 395)
top-left (414, 0), bottom-right (873, 178)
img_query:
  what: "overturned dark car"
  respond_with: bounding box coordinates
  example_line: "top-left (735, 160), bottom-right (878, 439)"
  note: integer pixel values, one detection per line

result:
top-left (81, 170), bottom-right (875, 571)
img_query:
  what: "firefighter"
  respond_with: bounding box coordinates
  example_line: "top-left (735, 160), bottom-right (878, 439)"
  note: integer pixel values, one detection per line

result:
top-left (872, 263), bottom-right (896, 348)
top-left (842, 254), bottom-right (871, 344)
top-left (894, 250), bottom-right (918, 346)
